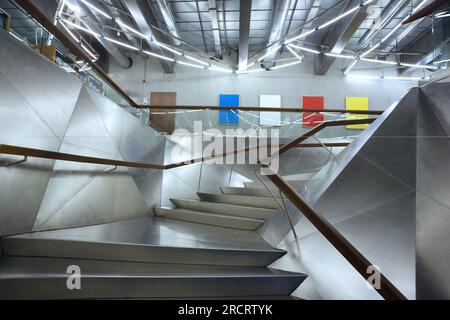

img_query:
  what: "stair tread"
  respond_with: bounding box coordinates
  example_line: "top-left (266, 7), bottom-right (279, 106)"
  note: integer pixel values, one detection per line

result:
top-left (0, 257), bottom-right (306, 278)
top-left (6, 217), bottom-right (275, 251)
top-left (221, 187), bottom-right (282, 197)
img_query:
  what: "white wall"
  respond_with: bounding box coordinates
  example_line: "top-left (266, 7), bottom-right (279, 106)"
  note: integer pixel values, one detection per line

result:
top-left (109, 52), bottom-right (416, 111)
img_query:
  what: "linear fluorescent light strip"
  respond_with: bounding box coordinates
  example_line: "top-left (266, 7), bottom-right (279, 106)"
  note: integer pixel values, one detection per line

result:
top-left (208, 66), bottom-right (233, 73)
top-left (258, 45), bottom-right (282, 61)
top-left (360, 57), bottom-right (397, 65)
top-left (80, 0), bottom-right (111, 19)
top-left (399, 62), bottom-right (437, 70)
top-left (344, 60), bottom-right (358, 75)
top-left (9, 31), bottom-right (24, 42)
top-left (155, 41), bottom-right (183, 56)
top-left (116, 20), bottom-right (147, 39)
top-left (346, 74), bottom-right (428, 81)
top-left (144, 50), bottom-right (175, 62)
top-left (285, 0), bottom-right (374, 44)
top-left (434, 58), bottom-right (450, 64)
top-left (361, 0), bottom-right (429, 57)
top-left (236, 68), bottom-right (266, 74)
top-left (325, 52), bottom-right (354, 59)
top-left (81, 42), bottom-right (97, 59)
top-left (61, 18), bottom-right (101, 37)
top-left (359, 42), bottom-right (379, 58)
top-left (177, 60), bottom-right (204, 69)
top-left (286, 45), bottom-right (304, 61)
top-left (104, 36), bottom-right (138, 50)
top-left (59, 20), bottom-right (79, 42)
top-left (185, 54), bottom-right (209, 66)
top-left (287, 43), bottom-right (320, 54)
top-left (271, 60), bottom-right (302, 70)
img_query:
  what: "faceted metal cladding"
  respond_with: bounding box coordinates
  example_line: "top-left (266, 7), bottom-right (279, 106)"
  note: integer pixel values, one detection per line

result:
top-left (0, 29), bottom-right (165, 235)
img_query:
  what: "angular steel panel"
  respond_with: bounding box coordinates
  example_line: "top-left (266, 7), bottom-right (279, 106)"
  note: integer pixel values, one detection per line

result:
top-left (0, 30), bottom-right (81, 138)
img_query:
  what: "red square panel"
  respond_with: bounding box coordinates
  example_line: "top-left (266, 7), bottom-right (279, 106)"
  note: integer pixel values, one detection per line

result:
top-left (303, 96), bottom-right (324, 127)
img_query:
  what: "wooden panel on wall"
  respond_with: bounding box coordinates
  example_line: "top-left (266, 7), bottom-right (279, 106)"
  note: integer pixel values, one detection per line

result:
top-left (150, 92), bottom-right (176, 134)
top-left (303, 96), bottom-right (324, 127)
top-left (346, 97), bottom-right (369, 129)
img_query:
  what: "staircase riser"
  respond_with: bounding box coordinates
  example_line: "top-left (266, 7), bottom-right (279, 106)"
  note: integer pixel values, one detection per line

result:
top-left (3, 238), bottom-right (285, 267)
top-left (171, 199), bottom-right (275, 219)
top-left (198, 194), bottom-right (280, 209)
top-left (0, 276), bottom-right (304, 299)
top-left (155, 209), bottom-right (263, 230)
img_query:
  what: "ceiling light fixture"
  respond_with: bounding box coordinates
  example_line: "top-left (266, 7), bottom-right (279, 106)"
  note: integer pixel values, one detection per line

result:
top-left (185, 54), bottom-right (210, 66)
top-left (154, 41), bottom-right (183, 56)
top-left (144, 50), bottom-right (175, 62)
top-left (325, 52), bottom-right (355, 59)
top-left (116, 20), bottom-right (147, 39)
top-left (287, 43), bottom-right (320, 54)
top-left (286, 45), bottom-right (304, 61)
top-left (177, 60), bottom-right (205, 69)
top-left (258, 44), bottom-right (282, 61)
top-left (80, 0), bottom-right (111, 19)
top-left (285, 0), bottom-right (374, 44)
top-left (61, 18), bottom-right (101, 37)
top-left (104, 36), bottom-right (138, 50)
top-left (271, 60), bottom-right (302, 70)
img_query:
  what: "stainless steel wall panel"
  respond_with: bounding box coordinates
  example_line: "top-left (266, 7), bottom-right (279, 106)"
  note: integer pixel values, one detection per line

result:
top-left (33, 87), bottom-right (149, 231)
top-left (0, 31), bottom-right (81, 138)
top-left (416, 84), bottom-right (450, 299)
top-left (0, 70), bottom-right (60, 236)
top-left (274, 192), bottom-right (416, 299)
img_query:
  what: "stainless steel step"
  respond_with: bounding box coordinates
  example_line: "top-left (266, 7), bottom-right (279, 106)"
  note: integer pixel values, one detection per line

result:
top-left (2, 237), bottom-right (286, 267)
top-left (244, 172), bottom-right (318, 189)
top-left (221, 186), bottom-right (282, 198)
top-left (155, 207), bottom-right (265, 230)
top-left (0, 257), bottom-right (307, 299)
top-left (170, 198), bottom-right (276, 220)
top-left (197, 192), bottom-right (280, 209)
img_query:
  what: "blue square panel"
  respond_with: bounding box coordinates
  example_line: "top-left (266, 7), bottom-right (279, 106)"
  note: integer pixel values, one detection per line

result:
top-left (219, 94), bottom-right (239, 125)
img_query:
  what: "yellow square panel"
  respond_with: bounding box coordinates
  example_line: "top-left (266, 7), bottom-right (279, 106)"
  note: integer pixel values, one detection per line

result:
top-left (346, 97), bottom-right (369, 129)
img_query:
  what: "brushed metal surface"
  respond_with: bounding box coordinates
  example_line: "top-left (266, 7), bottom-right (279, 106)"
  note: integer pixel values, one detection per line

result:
top-left (155, 207), bottom-right (265, 230)
top-left (0, 257), bottom-right (306, 299)
top-left (170, 198), bottom-right (276, 219)
top-left (272, 89), bottom-right (418, 299)
top-left (0, 30), bottom-right (82, 138)
top-left (197, 192), bottom-right (280, 209)
top-left (416, 83), bottom-right (450, 299)
top-left (33, 87), bottom-right (149, 231)
top-left (221, 186), bottom-right (282, 198)
top-left (7, 217), bottom-right (276, 251)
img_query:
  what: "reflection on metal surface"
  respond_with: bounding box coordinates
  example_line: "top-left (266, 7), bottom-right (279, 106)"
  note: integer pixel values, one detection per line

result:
top-left (0, 27), bottom-right (165, 235)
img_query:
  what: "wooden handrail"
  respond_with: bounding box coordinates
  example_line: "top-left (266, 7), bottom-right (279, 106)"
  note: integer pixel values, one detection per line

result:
top-left (0, 115), bottom-right (406, 299)
top-left (263, 169), bottom-right (407, 300)
top-left (0, 142), bottom-right (348, 170)
top-left (139, 104), bottom-right (384, 115)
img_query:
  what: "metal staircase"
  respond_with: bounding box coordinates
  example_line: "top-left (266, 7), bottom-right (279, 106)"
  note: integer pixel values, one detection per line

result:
top-left (0, 180), bottom-right (309, 299)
